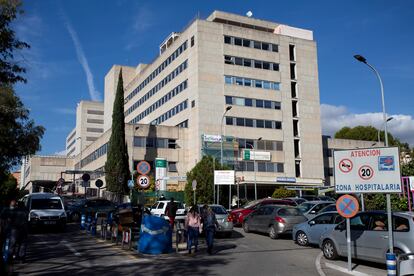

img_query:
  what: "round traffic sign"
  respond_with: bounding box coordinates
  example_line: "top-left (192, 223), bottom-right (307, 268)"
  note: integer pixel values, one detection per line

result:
top-left (339, 159), bottom-right (353, 173)
top-left (358, 165), bottom-right (374, 180)
top-left (95, 179), bottom-right (103, 188)
top-left (138, 175), bottom-right (150, 189)
top-left (82, 173), bottom-right (90, 182)
top-left (137, 161), bottom-right (151, 175)
top-left (336, 195), bottom-right (359, 218)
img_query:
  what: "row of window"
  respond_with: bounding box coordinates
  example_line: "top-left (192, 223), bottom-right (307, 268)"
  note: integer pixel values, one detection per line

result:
top-left (126, 41), bottom-right (188, 102)
top-left (126, 60), bottom-right (188, 117)
top-left (86, 128), bottom-right (103, 133)
top-left (154, 100), bottom-right (188, 125)
top-left (224, 35), bottom-right (278, 52)
top-left (225, 96), bottom-right (281, 110)
top-left (87, 118), bottom-right (104, 124)
top-left (236, 138), bottom-right (283, 151)
top-left (235, 161), bottom-right (284, 173)
top-left (67, 147), bottom-right (75, 156)
top-left (66, 139), bottom-right (76, 150)
top-left (80, 143), bottom-right (108, 168)
top-left (86, 136), bottom-right (98, 142)
top-left (134, 137), bottom-right (177, 149)
top-left (129, 80), bottom-right (188, 124)
top-left (87, 110), bottom-right (104, 115)
top-left (224, 75), bottom-right (280, 90)
top-left (66, 130), bottom-right (76, 143)
top-left (224, 55), bottom-right (279, 71)
top-left (226, 116), bottom-right (282, 129)
top-left (176, 119), bottom-right (188, 128)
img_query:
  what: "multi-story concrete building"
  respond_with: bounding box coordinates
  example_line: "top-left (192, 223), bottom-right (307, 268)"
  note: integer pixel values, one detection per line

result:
top-left (66, 101), bottom-right (104, 156)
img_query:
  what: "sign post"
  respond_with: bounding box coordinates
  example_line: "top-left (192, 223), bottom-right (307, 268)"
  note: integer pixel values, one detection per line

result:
top-left (334, 147), bottom-right (401, 272)
top-left (336, 195), bottom-right (359, 272)
top-left (192, 180), bottom-right (197, 206)
top-left (155, 158), bottom-right (167, 191)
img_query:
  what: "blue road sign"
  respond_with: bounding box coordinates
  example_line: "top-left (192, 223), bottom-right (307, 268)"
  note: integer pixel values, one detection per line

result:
top-left (137, 161), bottom-right (151, 175)
top-left (128, 180), bottom-right (134, 189)
top-left (379, 156), bottom-right (395, 171)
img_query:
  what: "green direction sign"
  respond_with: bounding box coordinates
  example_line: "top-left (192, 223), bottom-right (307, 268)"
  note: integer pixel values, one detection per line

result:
top-left (243, 150), bottom-right (250, 160)
top-left (155, 159), bottom-right (167, 168)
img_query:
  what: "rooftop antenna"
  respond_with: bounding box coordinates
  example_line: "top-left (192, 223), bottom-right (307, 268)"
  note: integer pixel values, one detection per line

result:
top-left (246, 11), bottom-right (253, 18)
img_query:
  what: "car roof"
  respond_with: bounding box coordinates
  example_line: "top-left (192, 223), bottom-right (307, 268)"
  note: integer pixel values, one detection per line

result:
top-left (26, 193), bottom-right (61, 200)
top-left (304, 200), bottom-right (334, 204)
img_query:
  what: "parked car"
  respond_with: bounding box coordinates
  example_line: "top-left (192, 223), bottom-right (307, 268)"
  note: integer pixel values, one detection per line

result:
top-left (21, 193), bottom-right (67, 230)
top-left (293, 211), bottom-right (343, 246)
top-left (320, 211), bottom-right (414, 263)
top-left (66, 198), bottom-right (116, 222)
top-left (198, 204), bottom-right (233, 237)
top-left (317, 203), bottom-right (337, 214)
top-left (230, 198), bottom-right (296, 226)
top-left (242, 205), bottom-right (307, 239)
top-left (150, 200), bottom-right (186, 221)
top-left (297, 201), bottom-right (334, 219)
top-left (283, 197), bottom-right (307, 206)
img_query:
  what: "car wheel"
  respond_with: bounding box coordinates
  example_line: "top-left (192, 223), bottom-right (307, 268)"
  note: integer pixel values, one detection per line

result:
top-left (322, 239), bottom-right (338, 260)
top-left (296, 231), bottom-right (309, 246)
top-left (269, 226), bottom-right (278, 239)
top-left (393, 248), bottom-right (407, 261)
top-left (243, 221), bottom-right (250, 233)
top-left (71, 212), bottom-right (80, 222)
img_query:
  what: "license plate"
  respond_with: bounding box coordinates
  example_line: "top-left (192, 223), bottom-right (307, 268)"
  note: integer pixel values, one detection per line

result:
top-left (44, 221), bottom-right (56, 225)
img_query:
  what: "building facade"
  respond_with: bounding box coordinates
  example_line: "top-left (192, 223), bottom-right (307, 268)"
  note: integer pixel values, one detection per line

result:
top-left (66, 101), bottom-right (104, 156)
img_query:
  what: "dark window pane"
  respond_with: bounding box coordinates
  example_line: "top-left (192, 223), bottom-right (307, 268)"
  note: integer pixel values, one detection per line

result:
top-left (243, 39), bottom-right (250, 47)
top-left (235, 57), bottom-right (243, 66)
top-left (243, 59), bottom-right (252, 67)
top-left (226, 117), bottom-right (233, 125)
top-left (257, 140), bottom-right (265, 150)
top-left (275, 121), bottom-right (282, 129)
top-left (254, 60), bottom-right (262, 69)
top-left (254, 41), bottom-right (261, 49)
top-left (273, 63), bottom-right (280, 71)
top-left (235, 77), bottom-right (243, 85)
top-left (274, 102), bottom-right (281, 110)
top-left (262, 43), bottom-right (269, 51)
top-left (236, 117), bottom-right (245, 126)
top-left (266, 163), bottom-right (275, 172)
top-left (264, 101), bottom-right (272, 108)
top-left (224, 36), bottom-right (231, 44)
top-left (265, 120), bottom-right (273, 129)
top-left (263, 62), bottom-right (270, 70)
top-left (246, 162), bottom-right (254, 171)
top-left (224, 55), bottom-right (233, 64)
top-left (244, 78), bottom-right (252, 86)
top-left (245, 98), bottom-right (253, 106)
top-left (256, 100), bottom-right (264, 108)
top-left (277, 163), bottom-right (284, 172)
top-left (225, 96), bottom-right (232, 105)
top-left (256, 120), bottom-right (264, 128)
top-left (255, 80), bottom-right (262, 88)
top-left (272, 44), bottom-right (278, 52)
top-left (245, 118), bottom-right (253, 127)
top-left (234, 37), bottom-right (242, 46)
top-left (258, 162), bottom-right (266, 172)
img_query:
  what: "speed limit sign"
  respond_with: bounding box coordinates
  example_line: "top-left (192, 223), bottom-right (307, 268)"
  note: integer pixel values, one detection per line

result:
top-left (137, 175), bottom-right (150, 189)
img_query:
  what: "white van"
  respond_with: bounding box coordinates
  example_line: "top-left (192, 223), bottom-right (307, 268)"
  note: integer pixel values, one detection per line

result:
top-left (22, 193), bottom-right (67, 230)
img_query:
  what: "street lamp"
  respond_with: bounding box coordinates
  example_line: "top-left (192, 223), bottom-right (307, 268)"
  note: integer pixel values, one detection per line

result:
top-left (76, 137), bottom-right (84, 196)
top-left (354, 54), bottom-right (394, 254)
top-left (378, 117), bottom-right (393, 143)
top-left (218, 106), bottom-right (232, 206)
top-left (131, 126), bottom-right (140, 180)
top-left (246, 137), bottom-right (262, 201)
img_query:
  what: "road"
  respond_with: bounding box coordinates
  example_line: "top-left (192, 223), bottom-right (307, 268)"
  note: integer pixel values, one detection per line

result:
top-left (13, 224), bottom-right (380, 276)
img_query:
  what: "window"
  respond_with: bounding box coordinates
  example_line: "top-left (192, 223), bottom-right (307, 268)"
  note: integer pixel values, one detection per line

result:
top-left (263, 81), bottom-right (271, 89)
top-left (87, 110), bottom-right (104, 115)
top-left (275, 121), bottom-right (282, 129)
top-left (313, 214), bottom-right (334, 224)
top-left (244, 78), bottom-right (252, 86)
top-left (261, 43), bottom-right (269, 51)
top-left (256, 100), bottom-right (263, 108)
top-left (234, 37), bottom-right (242, 46)
top-left (157, 202), bottom-right (165, 209)
top-left (224, 36), bottom-right (231, 44)
top-left (272, 63), bottom-right (279, 71)
top-left (87, 119), bottom-right (104, 124)
top-left (225, 96), bottom-right (232, 105)
top-left (245, 98), bottom-right (253, 106)
top-left (265, 120), bottom-right (273, 129)
top-left (168, 162), bottom-right (178, 172)
top-left (225, 75), bottom-right (233, 84)
top-left (236, 117), bottom-right (245, 126)
top-left (262, 62), bottom-right (270, 70)
top-left (243, 59), bottom-right (252, 67)
top-left (274, 102), bottom-right (281, 110)
top-left (235, 77), bottom-right (243, 85)
top-left (271, 44), bottom-right (278, 52)
top-left (291, 82), bottom-right (297, 98)
top-left (242, 39), bottom-right (250, 47)
top-left (290, 63), bottom-right (296, 79)
top-left (234, 97), bottom-right (244, 106)
top-left (394, 216), bottom-right (410, 232)
top-left (264, 100), bottom-right (272, 109)
top-left (191, 100), bottom-right (195, 108)
top-left (226, 117), bottom-right (233, 125)
top-left (277, 163), bottom-right (284, 172)
top-left (276, 141), bottom-right (283, 151)
top-left (87, 128), bottom-right (103, 133)
top-left (256, 120), bottom-right (264, 128)
top-left (266, 163), bottom-right (275, 172)
top-left (289, 44), bottom-right (296, 61)
top-left (254, 60), bottom-right (262, 69)
top-left (235, 57), bottom-right (243, 66)
top-left (255, 80), bottom-right (263, 88)
top-left (245, 118), bottom-right (253, 127)
top-left (258, 162), bottom-right (266, 172)
top-left (224, 55), bottom-right (233, 64)
top-left (168, 139), bottom-right (176, 149)
top-left (254, 41), bottom-right (261, 49)
top-left (273, 82), bottom-right (280, 90)
top-left (350, 214), bottom-right (371, 230)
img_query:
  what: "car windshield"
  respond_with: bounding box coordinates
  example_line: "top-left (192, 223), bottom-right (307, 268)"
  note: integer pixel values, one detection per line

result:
top-left (298, 202), bottom-right (316, 213)
top-left (32, 199), bottom-right (63, 210)
top-left (211, 206), bottom-right (227, 215)
top-left (279, 208), bottom-right (302, 216)
top-left (242, 200), bottom-right (260, 209)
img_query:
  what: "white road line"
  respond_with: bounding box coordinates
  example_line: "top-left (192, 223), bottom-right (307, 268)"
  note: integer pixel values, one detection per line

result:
top-left (61, 240), bottom-right (82, 257)
top-left (315, 252), bottom-right (327, 276)
top-left (325, 262), bottom-right (371, 276)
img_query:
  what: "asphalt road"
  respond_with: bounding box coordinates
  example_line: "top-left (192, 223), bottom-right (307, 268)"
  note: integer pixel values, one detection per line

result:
top-left (13, 224), bottom-right (358, 276)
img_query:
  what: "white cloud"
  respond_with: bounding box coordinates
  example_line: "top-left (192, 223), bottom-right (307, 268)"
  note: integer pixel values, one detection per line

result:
top-left (54, 149), bottom-right (66, 156)
top-left (52, 107), bottom-right (76, 115)
top-left (62, 14), bottom-right (102, 101)
top-left (124, 6), bottom-right (154, 51)
top-left (321, 104), bottom-right (414, 146)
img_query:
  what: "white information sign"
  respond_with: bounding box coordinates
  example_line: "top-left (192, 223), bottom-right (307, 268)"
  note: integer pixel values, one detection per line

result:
top-left (409, 176), bottom-right (414, 192)
top-left (214, 170), bottom-right (235, 185)
top-left (334, 147), bottom-right (402, 194)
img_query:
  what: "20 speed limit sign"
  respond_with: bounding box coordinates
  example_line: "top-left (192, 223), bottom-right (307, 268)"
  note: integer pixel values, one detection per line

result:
top-left (137, 175), bottom-right (150, 189)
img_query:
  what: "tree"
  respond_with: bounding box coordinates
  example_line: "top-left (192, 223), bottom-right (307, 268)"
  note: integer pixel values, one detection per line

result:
top-left (0, 171), bottom-right (18, 206)
top-left (334, 125), bottom-right (399, 146)
top-left (401, 160), bottom-right (414, 177)
top-left (0, 85), bottom-right (44, 172)
top-left (105, 71), bottom-right (130, 197)
top-left (272, 187), bottom-right (296, 198)
top-left (0, 0), bottom-right (30, 85)
top-left (184, 156), bottom-right (226, 206)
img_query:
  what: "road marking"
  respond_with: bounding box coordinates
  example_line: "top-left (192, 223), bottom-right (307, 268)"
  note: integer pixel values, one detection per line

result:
top-left (325, 262), bottom-right (371, 276)
top-left (61, 240), bottom-right (82, 257)
top-left (315, 252), bottom-right (326, 276)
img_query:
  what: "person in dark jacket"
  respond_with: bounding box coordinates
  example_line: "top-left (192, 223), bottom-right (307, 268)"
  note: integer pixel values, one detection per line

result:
top-left (165, 198), bottom-right (178, 228)
top-left (201, 205), bottom-right (219, 255)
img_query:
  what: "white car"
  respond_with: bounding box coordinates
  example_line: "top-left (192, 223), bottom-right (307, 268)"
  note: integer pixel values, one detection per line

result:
top-left (21, 193), bottom-right (67, 230)
top-left (150, 200), bottom-right (186, 221)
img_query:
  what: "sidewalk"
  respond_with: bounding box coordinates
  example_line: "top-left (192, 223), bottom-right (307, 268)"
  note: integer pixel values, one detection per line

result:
top-left (319, 255), bottom-right (387, 276)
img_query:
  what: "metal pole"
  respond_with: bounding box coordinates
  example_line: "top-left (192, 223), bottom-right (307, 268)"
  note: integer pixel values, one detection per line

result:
top-left (193, 190), bottom-right (196, 206)
top-left (213, 157), bottom-right (215, 204)
top-left (365, 61), bottom-right (393, 254)
top-left (360, 194), bottom-right (365, 211)
top-left (220, 107), bottom-right (231, 206)
top-left (237, 180), bottom-right (240, 208)
top-left (346, 218), bottom-right (352, 271)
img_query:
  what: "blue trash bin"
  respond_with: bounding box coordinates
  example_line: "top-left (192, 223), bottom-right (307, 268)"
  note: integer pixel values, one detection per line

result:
top-left (138, 215), bottom-right (172, 254)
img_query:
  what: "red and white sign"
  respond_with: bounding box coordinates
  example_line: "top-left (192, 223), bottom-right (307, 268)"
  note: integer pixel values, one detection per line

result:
top-left (339, 159), bottom-right (353, 173)
top-left (358, 165), bottom-right (374, 180)
top-left (137, 175), bottom-right (150, 189)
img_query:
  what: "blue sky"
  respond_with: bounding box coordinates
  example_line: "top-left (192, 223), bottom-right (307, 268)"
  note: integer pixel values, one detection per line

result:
top-left (13, 0), bottom-right (414, 154)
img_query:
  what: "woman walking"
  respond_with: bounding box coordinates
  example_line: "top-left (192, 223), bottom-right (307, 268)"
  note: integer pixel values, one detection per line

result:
top-left (185, 207), bottom-right (201, 254)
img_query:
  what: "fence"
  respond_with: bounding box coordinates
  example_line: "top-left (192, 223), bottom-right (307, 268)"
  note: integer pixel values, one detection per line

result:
top-left (131, 190), bottom-right (184, 207)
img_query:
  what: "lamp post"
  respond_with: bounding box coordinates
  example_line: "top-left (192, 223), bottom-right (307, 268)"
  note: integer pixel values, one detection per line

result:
top-left (218, 106), bottom-right (232, 206)
top-left (131, 126), bottom-right (140, 180)
top-left (354, 54), bottom-right (394, 254)
top-left (378, 117), bottom-right (393, 143)
top-left (246, 137), bottom-right (262, 201)
top-left (76, 137), bottom-right (84, 197)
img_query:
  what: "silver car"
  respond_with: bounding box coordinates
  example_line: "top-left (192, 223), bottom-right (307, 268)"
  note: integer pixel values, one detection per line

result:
top-left (198, 204), bottom-right (233, 237)
top-left (243, 205), bottom-right (307, 239)
top-left (320, 211), bottom-right (414, 263)
top-left (297, 201), bottom-right (334, 219)
top-left (293, 211), bottom-right (343, 246)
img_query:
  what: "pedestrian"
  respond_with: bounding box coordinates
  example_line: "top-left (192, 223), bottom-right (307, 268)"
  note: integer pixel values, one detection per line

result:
top-left (201, 204), bottom-right (219, 255)
top-left (14, 201), bottom-right (28, 263)
top-left (185, 206), bottom-right (201, 254)
top-left (0, 200), bottom-right (19, 263)
top-left (165, 198), bottom-right (178, 228)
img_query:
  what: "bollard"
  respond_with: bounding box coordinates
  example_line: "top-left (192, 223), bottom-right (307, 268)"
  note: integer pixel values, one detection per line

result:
top-left (2, 237), bottom-right (10, 262)
top-left (386, 252), bottom-right (397, 276)
top-left (86, 215), bottom-right (92, 232)
top-left (80, 214), bottom-right (86, 230)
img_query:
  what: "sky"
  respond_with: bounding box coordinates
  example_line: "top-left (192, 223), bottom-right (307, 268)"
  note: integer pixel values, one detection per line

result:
top-left (12, 0), bottom-right (414, 155)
